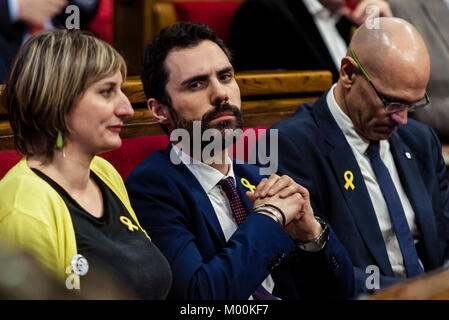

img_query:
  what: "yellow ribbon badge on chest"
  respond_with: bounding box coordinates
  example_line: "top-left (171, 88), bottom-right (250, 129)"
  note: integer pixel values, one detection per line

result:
top-left (241, 178), bottom-right (256, 193)
top-left (344, 171), bottom-right (355, 190)
top-left (120, 216), bottom-right (138, 232)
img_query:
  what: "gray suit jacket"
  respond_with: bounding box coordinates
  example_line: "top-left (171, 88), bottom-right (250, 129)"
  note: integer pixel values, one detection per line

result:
top-left (389, 0), bottom-right (449, 142)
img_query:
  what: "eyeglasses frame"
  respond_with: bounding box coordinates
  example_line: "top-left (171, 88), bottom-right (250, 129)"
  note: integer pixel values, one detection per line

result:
top-left (349, 49), bottom-right (430, 113)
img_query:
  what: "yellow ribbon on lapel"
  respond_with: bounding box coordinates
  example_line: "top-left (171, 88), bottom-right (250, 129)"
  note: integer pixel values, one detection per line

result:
top-left (241, 178), bottom-right (256, 193)
top-left (344, 171), bottom-right (355, 190)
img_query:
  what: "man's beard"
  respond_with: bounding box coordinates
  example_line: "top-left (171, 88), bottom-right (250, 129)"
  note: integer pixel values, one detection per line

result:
top-left (170, 102), bottom-right (244, 153)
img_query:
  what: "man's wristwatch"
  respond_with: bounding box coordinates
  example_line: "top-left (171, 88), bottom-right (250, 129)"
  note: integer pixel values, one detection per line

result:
top-left (296, 216), bottom-right (329, 252)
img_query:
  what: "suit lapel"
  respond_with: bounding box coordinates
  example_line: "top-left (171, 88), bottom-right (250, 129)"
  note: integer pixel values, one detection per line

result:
top-left (327, 142), bottom-right (394, 276)
top-left (313, 96), bottom-right (394, 275)
top-left (163, 146), bottom-right (227, 247)
top-left (389, 134), bottom-right (440, 268)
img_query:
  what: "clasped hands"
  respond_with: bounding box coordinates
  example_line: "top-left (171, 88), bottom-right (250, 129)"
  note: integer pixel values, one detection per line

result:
top-left (246, 174), bottom-right (322, 243)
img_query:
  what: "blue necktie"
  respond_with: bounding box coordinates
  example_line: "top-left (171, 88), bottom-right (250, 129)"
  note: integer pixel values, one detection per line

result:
top-left (366, 141), bottom-right (424, 277)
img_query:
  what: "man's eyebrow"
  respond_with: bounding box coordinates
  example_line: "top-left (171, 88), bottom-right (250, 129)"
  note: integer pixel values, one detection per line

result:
top-left (382, 92), bottom-right (422, 104)
top-left (180, 66), bottom-right (234, 87)
top-left (217, 66), bottom-right (234, 75)
top-left (379, 90), bottom-right (409, 103)
top-left (385, 95), bottom-right (406, 103)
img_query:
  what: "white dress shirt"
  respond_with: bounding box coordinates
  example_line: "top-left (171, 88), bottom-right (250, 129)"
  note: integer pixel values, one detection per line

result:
top-left (327, 84), bottom-right (423, 277)
top-left (302, 0), bottom-right (348, 70)
top-left (172, 144), bottom-right (276, 298)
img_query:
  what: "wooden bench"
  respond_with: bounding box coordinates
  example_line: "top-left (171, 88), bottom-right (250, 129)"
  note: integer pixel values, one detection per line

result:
top-left (0, 70), bottom-right (332, 151)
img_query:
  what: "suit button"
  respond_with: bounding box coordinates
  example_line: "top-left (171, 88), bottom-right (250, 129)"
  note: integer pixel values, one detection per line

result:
top-left (329, 254), bottom-right (339, 270)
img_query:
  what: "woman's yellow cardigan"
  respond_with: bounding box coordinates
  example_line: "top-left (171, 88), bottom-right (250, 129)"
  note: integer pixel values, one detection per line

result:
top-left (0, 156), bottom-right (150, 282)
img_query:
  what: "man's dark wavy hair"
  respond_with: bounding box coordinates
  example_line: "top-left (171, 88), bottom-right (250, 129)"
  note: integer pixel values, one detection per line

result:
top-left (141, 22), bottom-right (232, 134)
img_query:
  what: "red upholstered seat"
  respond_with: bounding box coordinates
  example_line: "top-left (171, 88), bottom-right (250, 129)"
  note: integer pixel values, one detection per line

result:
top-left (345, 0), bottom-right (359, 10)
top-left (0, 127), bottom-right (268, 181)
top-left (0, 150), bottom-right (23, 180)
top-left (0, 136), bottom-right (169, 181)
top-left (174, 1), bottom-right (243, 45)
top-left (88, 0), bottom-right (114, 44)
top-left (100, 135), bottom-right (169, 180)
top-left (230, 127), bottom-right (268, 163)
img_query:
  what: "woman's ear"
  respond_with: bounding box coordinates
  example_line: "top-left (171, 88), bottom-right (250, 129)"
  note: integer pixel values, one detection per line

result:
top-left (148, 98), bottom-right (170, 125)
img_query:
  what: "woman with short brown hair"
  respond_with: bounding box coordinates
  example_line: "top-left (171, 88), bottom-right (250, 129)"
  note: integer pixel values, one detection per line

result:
top-left (0, 29), bottom-right (172, 299)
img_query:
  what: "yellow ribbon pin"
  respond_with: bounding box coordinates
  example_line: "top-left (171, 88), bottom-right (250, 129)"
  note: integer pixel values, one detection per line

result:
top-left (344, 171), bottom-right (355, 190)
top-left (120, 216), bottom-right (139, 232)
top-left (241, 178), bottom-right (256, 193)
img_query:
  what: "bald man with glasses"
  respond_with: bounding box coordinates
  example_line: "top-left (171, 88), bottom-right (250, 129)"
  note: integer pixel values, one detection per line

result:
top-left (254, 17), bottom-right (449, 296)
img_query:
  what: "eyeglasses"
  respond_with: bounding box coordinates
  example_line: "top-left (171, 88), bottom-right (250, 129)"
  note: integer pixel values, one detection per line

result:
top-left (350, 49), bottom-right (430, 113)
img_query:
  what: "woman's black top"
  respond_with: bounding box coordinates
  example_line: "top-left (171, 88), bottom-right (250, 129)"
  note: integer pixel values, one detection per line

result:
top-left (32, 168), bottom-right (172, 299)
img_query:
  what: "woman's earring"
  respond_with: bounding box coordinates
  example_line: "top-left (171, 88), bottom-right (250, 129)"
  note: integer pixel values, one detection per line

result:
top-left (56, 132), bottom-right (63, 149)
top-left (56, 132), bottom-right (66, 158)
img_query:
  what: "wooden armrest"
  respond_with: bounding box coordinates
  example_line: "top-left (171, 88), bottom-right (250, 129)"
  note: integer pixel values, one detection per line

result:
top-left (0, 70), bottom-right (332, 151)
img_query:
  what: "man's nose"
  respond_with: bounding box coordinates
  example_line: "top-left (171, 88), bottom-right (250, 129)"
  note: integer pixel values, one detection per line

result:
top-left (210, 79), bottom-right (229, 105)
top-left (390, 109), bottom-right (408, 126)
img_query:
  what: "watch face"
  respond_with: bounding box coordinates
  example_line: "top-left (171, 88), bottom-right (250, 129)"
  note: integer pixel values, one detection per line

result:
top-left (297, 218), bottom-right (329, 252)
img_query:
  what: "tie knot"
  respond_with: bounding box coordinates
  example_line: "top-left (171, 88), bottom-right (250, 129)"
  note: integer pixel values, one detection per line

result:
top-left (218, 177), bottom-right (236, 192)
top-left (366, 141), bottom-right (381, 160)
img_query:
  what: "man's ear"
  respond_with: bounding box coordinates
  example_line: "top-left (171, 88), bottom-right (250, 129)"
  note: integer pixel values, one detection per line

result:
top-left (148, 98), bottom-right (171, 125)
top-left (339, 56), bottom-right (357, 89)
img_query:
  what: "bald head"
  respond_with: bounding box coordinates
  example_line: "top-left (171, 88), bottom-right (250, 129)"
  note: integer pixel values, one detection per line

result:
top-left (334, 17), bottom-right (431, 142)
top-left (348, 17), bottom-right (430, 84)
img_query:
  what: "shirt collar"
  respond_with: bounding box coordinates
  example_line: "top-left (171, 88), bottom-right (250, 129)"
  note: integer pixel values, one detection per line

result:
top-left (326, 84), bottom-right (390, 156)
top-left (172, 143), bottom-right (236, 193)
top-left (326, 84), bottom-right (371, 155)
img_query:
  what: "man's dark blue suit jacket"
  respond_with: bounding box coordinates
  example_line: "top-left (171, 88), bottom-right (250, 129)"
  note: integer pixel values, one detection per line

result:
top-left (256, 91), bottom-right (449, 295)
top-left (125, 145), bottom-right (355, 299)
